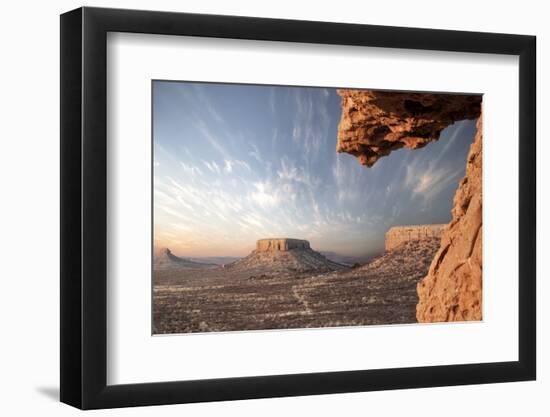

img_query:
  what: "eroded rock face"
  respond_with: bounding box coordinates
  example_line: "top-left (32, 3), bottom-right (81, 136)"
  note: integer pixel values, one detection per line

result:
top-left (228, 238), bottom-right (345, 273)
top-left (385, 224), bottom-right (446, 251)
top-left (337, 90), bottom-right (482, 167)
top-left (416, 116), bottom-right (482, 322)
top-left (256, 238), bottom-right (310, 252)
top-left (336, 90), bottom-right (482, 322)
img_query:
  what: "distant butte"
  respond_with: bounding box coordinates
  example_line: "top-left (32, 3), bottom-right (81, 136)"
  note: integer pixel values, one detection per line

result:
top-left (256, 238), bottom-right (310, 252)
top-left (385, 224), bottom-right (446, 251)
top-left (153, 248), bottom-right (217, 271)
top-left (226, 238), bottom-right (347, 273)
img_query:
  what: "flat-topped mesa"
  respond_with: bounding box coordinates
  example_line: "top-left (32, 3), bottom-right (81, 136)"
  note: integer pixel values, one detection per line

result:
top-left (385, 224), bottom-right (446, 251)
top-left (228, 238), bottom-right (345, 273)
top-left (256, 238), bottom-right (310, 252)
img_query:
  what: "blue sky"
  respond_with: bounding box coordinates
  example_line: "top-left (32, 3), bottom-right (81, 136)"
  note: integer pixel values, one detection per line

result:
top-left (153, 81), bottom-right (477, 257)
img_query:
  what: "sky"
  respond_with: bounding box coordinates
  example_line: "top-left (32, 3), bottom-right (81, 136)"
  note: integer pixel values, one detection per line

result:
top-left (153, 81), bottom-right (477, 257)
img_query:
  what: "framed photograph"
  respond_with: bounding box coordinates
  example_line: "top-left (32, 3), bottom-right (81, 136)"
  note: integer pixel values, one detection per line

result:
top-left (60, 7), bottom-right (536, 409)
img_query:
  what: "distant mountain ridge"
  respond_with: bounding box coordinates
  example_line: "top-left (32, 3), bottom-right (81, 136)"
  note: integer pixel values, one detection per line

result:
top-left (153, 248), bottom-right (217, 271)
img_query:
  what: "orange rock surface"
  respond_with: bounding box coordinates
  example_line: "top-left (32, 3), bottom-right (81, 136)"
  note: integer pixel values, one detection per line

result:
top-left (385, 224), bottom-right (446, 251)
top-left (336, 90), bottom-right (482, 322)
top-left (337, 90), bottom-right (481, 166)
top-left (416, 116), bottom-right (482, 322)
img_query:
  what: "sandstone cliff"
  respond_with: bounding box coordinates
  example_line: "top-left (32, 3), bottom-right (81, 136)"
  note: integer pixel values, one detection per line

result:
top-left (336, 90), bottom-right (482, 322)
top-left (416, 116), bottom-right (483, 322)
top-left (257, 238), bottom-right (310, 251)
top-left (385, 224), bottom-right (446, 251)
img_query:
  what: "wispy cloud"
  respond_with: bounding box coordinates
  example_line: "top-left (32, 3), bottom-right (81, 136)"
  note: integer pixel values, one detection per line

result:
top-left (291, 89), bottom-right (331, 158)
top-left (249, 181), bottom-right (280, 208)
top-left (248, 142), bottom-right (263, 164)
top-left (277, 156), bottom-right (316, 187)
top-left (153, 81), bottom-right (475, 256)
top-left (202, 160), bottom-right (221, 174)
top-left (224, 159), bottom-right (251, 174)
top-left (194, 119), bottom-right (229, 157)
top-left (269, 87), bottom-right (277, 115)
top-left (192, 84), bottom-right (225, 123)
top-left (223, 159), bottom-right (234, 173)
top-left (180, 162), bottom-right (203, 176)
top-left (405, 154), bottom-right (465, 206)
top-left (431, 120), bottom-right (467, 167)
top-left (332, 154), bottom-right (362, 203)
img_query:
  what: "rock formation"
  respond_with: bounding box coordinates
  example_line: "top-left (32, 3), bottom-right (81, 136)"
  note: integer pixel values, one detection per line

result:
top-left (227, 238), bottom-right (347, 274)
top-left (153, 248), bottom-right (217, 271)
top-left (385, 224), bottom-right (446, 251)
top-left (336, 89), bottom-right (482, 322)
top-left (416, 116), bottom-right (483, 322)
top-left (337, 90), bottom-right (481, 167)
top-left (256, 238), bottom-right (310, 252)
top-left (154, 237), bottom-right (440, 334)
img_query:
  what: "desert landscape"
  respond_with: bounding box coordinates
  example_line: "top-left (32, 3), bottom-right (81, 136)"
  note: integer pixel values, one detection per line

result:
top-left (153, 227), bottom-right (443, 333)
top-left (153, 83), bottom-right (483, 334)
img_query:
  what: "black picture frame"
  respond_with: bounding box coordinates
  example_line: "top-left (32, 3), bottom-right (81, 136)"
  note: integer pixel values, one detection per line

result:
top-left (60, 6), bottom-right (536, 410)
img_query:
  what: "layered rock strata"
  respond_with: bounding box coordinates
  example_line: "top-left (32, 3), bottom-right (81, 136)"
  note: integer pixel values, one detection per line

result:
top-left (228, 238), bottom-right (346, 273)
top-left (256, 238), bottom-right (310, 252)
top-left (385, 224), bottom-right (446, 251)
top-left (336, 89), bottom-right (482, 322)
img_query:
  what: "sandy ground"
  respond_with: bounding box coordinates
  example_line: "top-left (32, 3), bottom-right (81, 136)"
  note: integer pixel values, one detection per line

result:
top-left (153, 238), bottom-right (440, 334)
